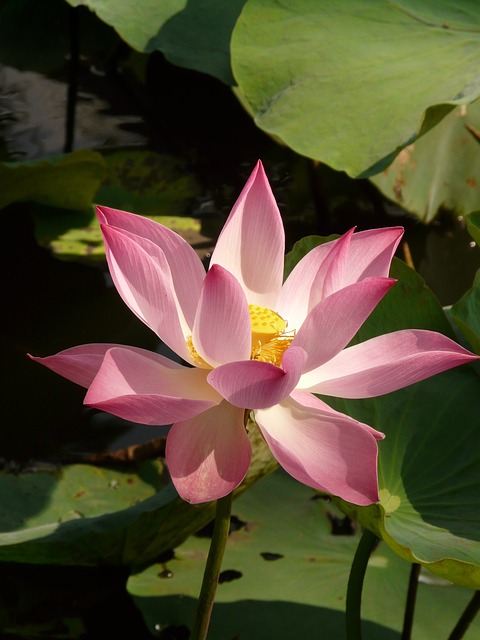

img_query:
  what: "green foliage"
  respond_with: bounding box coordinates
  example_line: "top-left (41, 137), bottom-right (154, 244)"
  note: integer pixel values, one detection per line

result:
top-left (0, 424), bottom-right (277, 566)
top-left (286, 237), bottom-right (480, 589)
top-left (0, 150), bottom-right (105, 210)
top-left (65, 0), bottom-right (246, 84)
top-left (128, 471), bottom-right (480, 639)
top-left (371, 104), bottom-right (480, 222)
top-left (231, 0), bottom-right (480, 177)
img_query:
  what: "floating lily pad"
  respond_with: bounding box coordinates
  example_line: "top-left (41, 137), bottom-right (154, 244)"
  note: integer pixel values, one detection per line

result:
top-left (286, 236), bottom-right (480, 588)
top-left (231, 0), bottom-right (480, 177)
top-left (450, 280), bottom-right (480, 355)
top-left (32, 150), bottom-right (212, 263)
top-left (0, 423), bottom-right (277, 566)
top-left (371, 104), bottom-right (480, 222)
top-left (128, 471), bottom-right (480, 639)
top-left (0, 150), bottom-right (105, 211)
top-left (66, 0), bottom-right (246, 84)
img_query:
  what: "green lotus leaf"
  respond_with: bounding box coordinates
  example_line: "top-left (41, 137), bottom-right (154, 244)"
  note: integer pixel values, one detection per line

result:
top-left (231, 0), bottom-right (480, 177)
top-left (66, 0), bottom-right (246, 84)
top-left (0, 423), bottom-right (277, 566)
top-left (450, 280), bottom-right (480, 355)
top-left (371, 104), bottom-right (480, 222)
top-left (0, 150), bottom-right (105, 211)
top-left (128, 471), bottom-right (480, 639)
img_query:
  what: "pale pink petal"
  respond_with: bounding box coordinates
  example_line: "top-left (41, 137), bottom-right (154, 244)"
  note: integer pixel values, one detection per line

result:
top-left (343, 226), bottom-right (403, 284)
top-left (209, 161), bottom-right (284, 308)
top-left (192, 265), bottom-right (251, 367)
top-left (254, 391), bottom-right (382, 505)
top-left (207, 346), bottom-right (307, 409)
top-left (97, 206), bottom-right (205, 327)
top-left (84, 347), bottom-right (221, 424)
top-left (300, 329), bottom-right (479, 398)
top-left (278, 226), bottom-right (403, 329)
top-left (100, 224), bottom-right (192, 362)
top-left (28, 343), bottom-right (181, 388)
top-left (166, 401), bottom-right (251, 503)
top-left (292, 277), bottom-right (396, 372)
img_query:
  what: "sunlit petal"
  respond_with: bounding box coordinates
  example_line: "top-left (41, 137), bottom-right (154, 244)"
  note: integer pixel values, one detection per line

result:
top-left (255, 391), bottom-right (383, 505)
top-left (209, 161), bottom-right (284, 308)
top-left (84, 347), bottom-right (221, 424)
top-left (192, 265), bottom-right (251, 367)
top-left (300, 329), bottom-right (479, 397)
top-left (97, 206), bottom-right (205, 327)
top-left (166, 402), bottom-right (251, 503)
top-left (208, 346), bottom-right (307, 409)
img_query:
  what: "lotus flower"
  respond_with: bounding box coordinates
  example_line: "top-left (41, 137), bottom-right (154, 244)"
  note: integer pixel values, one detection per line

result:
top-left (30, 162), bottom-right (477, 505)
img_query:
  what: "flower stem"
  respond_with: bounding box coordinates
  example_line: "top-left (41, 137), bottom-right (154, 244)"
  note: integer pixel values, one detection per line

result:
top-left (190, 493), bottom-right (233, 640)
top-left (346, 528), bottom-right (378, 640)
top-left (401, 563), bottom-right (420, 640)
top-left (447, 591), bottom-right (480, 640)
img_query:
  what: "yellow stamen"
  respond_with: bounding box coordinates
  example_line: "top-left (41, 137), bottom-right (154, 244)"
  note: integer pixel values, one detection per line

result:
top-left (185, 304), bottom-right (294, 369)
top-left (249, 304), bottom-right (294, 366)
top-left (186, 336), bottom-right (210, 369)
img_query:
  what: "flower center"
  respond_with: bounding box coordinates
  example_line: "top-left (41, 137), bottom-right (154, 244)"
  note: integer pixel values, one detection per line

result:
top-left (186, 304), bottom-right (294, 368)
top-left (249, 304), bottom-right (294, 365)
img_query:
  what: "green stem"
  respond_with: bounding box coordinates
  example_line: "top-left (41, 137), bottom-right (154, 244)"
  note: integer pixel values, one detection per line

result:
top-left (402, 563), bottom-right (420, 640)
top-left (447, 591), bottom-right (480, 640)
top-left (190, 493), bottom-right (233, 640)
top-left (346, 528), bottom-right (378, 640)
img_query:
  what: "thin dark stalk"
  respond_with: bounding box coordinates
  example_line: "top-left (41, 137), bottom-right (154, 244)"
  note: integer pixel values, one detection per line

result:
top-left (64, 5), bottom-right (80, 153)
top-left (190, 493), bottom-right (233, 640)
top-left (447, 591), bottom-right (480, 640)
top-left (401, 563), bottom-right (420, 640)
top-left (346, 528), bottom-right (378, 640)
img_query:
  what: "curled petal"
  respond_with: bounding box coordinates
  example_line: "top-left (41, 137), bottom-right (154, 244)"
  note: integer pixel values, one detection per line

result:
top-left (97, 206), bottom-right (205, 328)
top-left (100, 224), bottom-right (193, 362)
top-left (28, 343), bottom-right (180, 388)
top-left (207, 346), bottom-right (307, 409)
top-left (166, 402), bottom-right (251, 503)
top-left (209, 161), bottom-right (284, 308)
top-left (192, 265), bottom-right (251, 367)
top-left (255, 391), bottom-right (383, 505)
top-left (84, 347), bottom-right (221, 424)
top-left (300, 329), bottom-right (479, 397)
top-left (293, 277), bottom-right (396, 372)
top-left (278, 226), bottom-right (403, 330)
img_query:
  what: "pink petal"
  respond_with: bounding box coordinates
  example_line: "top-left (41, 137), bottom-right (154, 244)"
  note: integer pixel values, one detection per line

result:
top-left (84, 347), bottom-right (221, 424)
top-left (292, 277), bottom-right (396, 372)
top-left (343, 226), bottom-right (403, 284)
top-left (97, 206), bottom-right (205, 327)
top-left (28, 343), bottom-right (180, 388)
top-left (207, 346), bottom-right (307, 409)
top-left (209, 161), bottom-right (284, 308)
top-left (278, 226), bottom-right (403, 330)
top-left (100, 224), bottom-right (193, 362)
top-left (254, 391), bottom-right (383, 505)
top-left (192, 265), bottom-right (251, 367)
top-left (300, 329), bottom-right (479, 398)
top-left (166, 401), bottom-right (251, 503)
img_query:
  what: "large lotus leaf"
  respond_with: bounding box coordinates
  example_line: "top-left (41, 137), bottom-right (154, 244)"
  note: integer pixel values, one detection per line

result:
top-left (128, 471), bottom-right (480, 639)
top-left (0, 423), bottom-right (277, 566)
top-left (32, 150), bottom-right (210, 263)
top-left (371, 104), bottom-right (480, 222)
top-left (0, 150), bottom-right (105, 211)
top-left (450, 281), bottom-right (480, 355)
top-left (231, 0), bottom-right (480, 178)
top-left (66, 0), bottom-right (246, 85)
top-left (286, 236), bottom-right (480, 588)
